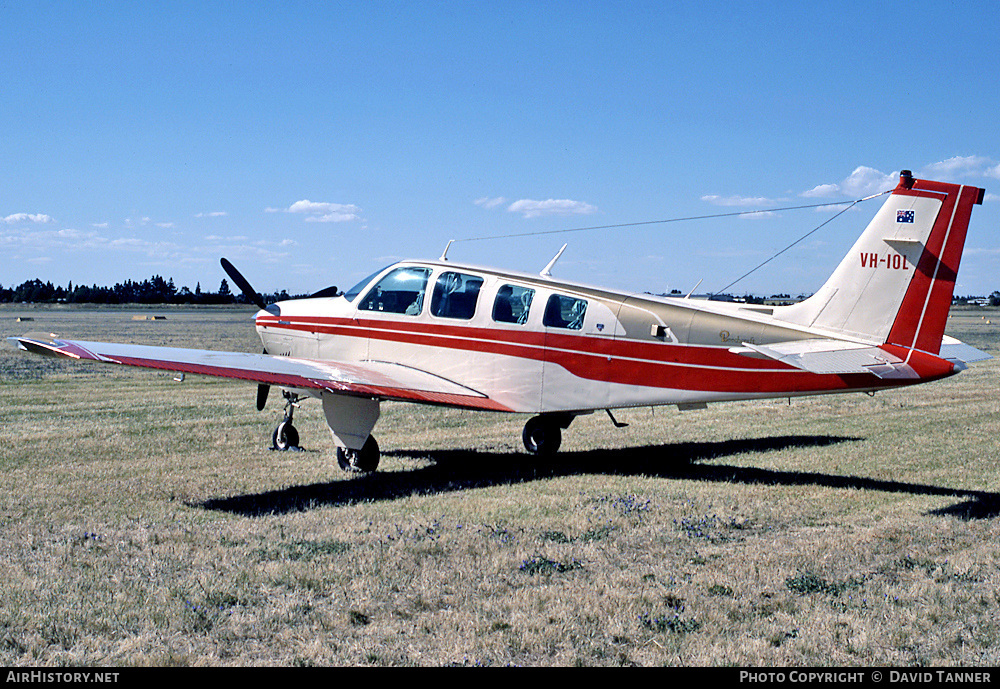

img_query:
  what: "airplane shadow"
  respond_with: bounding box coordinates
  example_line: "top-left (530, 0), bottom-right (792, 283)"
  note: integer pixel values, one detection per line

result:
top-left (195, 433), bottom-right (1000, 520)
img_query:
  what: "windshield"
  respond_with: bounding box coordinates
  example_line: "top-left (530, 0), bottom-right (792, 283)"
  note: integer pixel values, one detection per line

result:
top-left (342, 266), bottom-right (390, 302)
top-left (357, 266), bottom-right (431, 315)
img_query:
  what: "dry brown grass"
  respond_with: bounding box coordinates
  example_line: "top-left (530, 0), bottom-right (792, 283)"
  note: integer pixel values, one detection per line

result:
top-left (1, 304), bottom-right (999, 666)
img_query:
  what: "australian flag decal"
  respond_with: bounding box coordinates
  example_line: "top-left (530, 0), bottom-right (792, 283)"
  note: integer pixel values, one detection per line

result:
top-left (897, 209), bottom-right (915, 223)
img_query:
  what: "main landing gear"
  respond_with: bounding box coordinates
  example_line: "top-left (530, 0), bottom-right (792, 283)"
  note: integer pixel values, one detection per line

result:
top-left (336, 435), bottom-right (380, 473)
top-left (271, 391), bottom-right (301, 451)
top-left (521, 410), bottom-right (627, 456)
top-left (521, 413), bottom-right (576, 456)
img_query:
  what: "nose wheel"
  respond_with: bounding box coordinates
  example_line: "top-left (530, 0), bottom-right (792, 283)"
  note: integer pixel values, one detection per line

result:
top-left (271, 392), bottom-right (302, 451)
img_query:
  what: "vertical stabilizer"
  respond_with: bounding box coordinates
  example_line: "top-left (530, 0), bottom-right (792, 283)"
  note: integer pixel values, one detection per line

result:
top-left (777, 171), bottom-right (984, 354)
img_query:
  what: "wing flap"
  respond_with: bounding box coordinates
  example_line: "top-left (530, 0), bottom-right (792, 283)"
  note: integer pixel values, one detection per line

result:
top-left (10, 337), bottom-right (511, 411)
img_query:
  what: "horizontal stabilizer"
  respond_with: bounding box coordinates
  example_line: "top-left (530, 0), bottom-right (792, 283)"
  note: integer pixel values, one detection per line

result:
top-left (939, 335), bottom-right (992, 365)
top-left (739, 339), bottom-right (918, 379)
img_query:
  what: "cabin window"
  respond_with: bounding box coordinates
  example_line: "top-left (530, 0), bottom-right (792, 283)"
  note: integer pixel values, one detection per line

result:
top-left (543, 294), bottom-right (587, 330)
top-left (430, 271), bottom-right (484, 320)
top-left (358, 266), bottom-right (431, 315)
top-left (492, 284), bottom-right (534, 324)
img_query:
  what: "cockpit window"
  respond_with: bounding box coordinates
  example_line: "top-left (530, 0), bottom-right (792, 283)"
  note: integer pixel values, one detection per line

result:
top-left (492, 284), bottom-right (534, 324)
top-left (543, 294), bottom-right (587, 330)
top-left (430, 271), bottom-right (484, 320)
top-left (343, 266), bottom-right (390, 302)
top-left (357, 266), bottom-right (431, 315)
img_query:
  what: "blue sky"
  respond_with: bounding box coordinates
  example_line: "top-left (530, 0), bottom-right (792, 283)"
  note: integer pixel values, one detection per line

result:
top-left (3, 1), bottom-right (998, 298)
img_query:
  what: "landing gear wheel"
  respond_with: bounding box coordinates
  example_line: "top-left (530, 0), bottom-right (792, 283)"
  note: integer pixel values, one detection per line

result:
top-left (522, 415), bottom-right (562, 456)
top-left (272, 419), bottom-right (299, 450)
top-left (337, 435), bottom-right (380, 473)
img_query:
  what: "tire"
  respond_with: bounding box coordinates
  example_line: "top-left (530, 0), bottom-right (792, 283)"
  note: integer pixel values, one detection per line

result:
top-left (337, 435), bottom-right (380, 473)
top-left (272, 420), bottom-right (299, 450)
top-left (522, 415), bottom-right (562, 456)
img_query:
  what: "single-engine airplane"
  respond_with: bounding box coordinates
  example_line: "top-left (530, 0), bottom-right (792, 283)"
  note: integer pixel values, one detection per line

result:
top-left (10, 171), bottom-right (991, 473)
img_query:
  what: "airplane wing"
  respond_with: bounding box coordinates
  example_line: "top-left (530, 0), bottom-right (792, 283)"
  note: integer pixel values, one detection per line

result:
top-left (9, 337), bottom-right (511, 412)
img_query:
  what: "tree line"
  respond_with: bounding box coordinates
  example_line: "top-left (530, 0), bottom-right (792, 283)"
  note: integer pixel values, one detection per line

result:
top-left (0, 276), bottom-right (295, 305)
top-left (2, 274), bottom-right (998, 307)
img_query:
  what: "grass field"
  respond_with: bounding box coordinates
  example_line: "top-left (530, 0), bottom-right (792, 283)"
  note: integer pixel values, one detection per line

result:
top-left (1, 304), bottom-right (999, 666)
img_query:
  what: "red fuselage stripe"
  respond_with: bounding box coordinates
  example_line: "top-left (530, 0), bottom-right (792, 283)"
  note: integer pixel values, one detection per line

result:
top-left (257, 316), bottom-right (953, 394)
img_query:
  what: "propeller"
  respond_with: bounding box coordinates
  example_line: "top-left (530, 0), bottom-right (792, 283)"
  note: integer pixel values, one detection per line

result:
top-left (221, 258), bottom-right (279, 411)
top-left (309, 285), bottom-right (340, 299)
top-left (220, 257), bottom-right (275, 312)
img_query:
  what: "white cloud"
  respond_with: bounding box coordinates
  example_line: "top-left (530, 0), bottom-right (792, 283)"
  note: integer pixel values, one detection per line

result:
top-left (800, 183), bottom-right (840, 199)
top-left (799, 166), bottom-right (897, 200)
top-left (306, 212), bottom-right (360, 223)
top-left (3, 213), bottom-right (54, 224)
top-left (0, 223), bottom-right (190, 261)
top-left (839, 166), bottom-right (898, 197)
top-left (269, 200), bottom-right (362, 223)
top-left (195, 211), bottom-right (228, 218)
top-left (474, 196), bottom-right (507, 209)
top-left (109, 237), bottom-right (147, 248)
top-left (804, 158), bottom-right (997, 203)
top-left (506, 198), bottom-right (597, 218)
top-left (253, 238), bottom-right (298, 248)
top-left (700, 194), bottom-right (775, 207)
top-left (920, 155), bottom-right (991, 179)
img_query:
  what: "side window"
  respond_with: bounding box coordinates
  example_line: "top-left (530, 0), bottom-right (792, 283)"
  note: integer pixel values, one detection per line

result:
top-left (492, 284), bottom-right (535, 324)
top-left (543, 294), bottom-right (587, 330)
top-left (358, 266), bottom-right (431, 315)
top-left (430, 272), bottom-right (484, 320)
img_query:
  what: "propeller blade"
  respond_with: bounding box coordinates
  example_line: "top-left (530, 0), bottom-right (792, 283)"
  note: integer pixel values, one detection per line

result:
top-left (256, 383), bottom-right (270, 411)
top-left (220, 258), bottom-right (267, 310)
top-left (309, 285), bottom-right (340, 298)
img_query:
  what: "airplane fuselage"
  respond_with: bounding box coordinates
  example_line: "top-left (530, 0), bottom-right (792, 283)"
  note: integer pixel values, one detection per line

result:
top-left (254, 259), bottom-right (957, 416)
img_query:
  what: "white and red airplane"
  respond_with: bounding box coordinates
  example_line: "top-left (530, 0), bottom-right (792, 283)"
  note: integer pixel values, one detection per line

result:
top-left (11, 171), bottom-right (990, 472)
